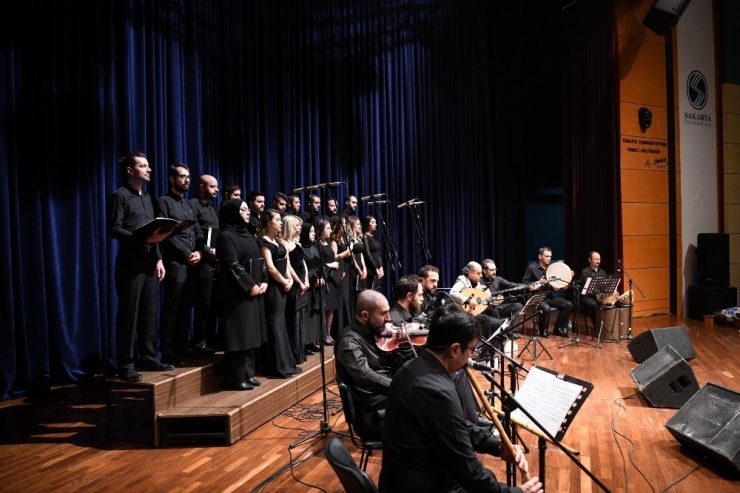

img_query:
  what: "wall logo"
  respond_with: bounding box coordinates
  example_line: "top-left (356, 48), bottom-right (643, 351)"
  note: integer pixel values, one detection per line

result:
top-left (686, 70), bottom-right (707, 110)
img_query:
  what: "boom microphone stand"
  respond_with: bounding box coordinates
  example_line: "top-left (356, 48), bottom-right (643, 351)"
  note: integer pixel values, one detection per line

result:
top-left (290, 182), bottom-right (348, 449)
top-left (371, 200), bottom-right (401, 286)
top-left (618, 260), bottom-right (646, 340)
top-left (399, 199), bottom-right (431, 265)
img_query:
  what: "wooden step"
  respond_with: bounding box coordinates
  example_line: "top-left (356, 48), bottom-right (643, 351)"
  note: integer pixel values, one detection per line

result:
top-left (158, 355), bottom-right (335, 445)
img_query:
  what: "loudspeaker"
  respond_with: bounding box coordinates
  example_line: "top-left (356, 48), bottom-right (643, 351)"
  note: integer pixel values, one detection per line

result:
top-left (697, 233), bottom-right (730, 288)
top-left (630, 345), bottom-right (699, 408)
top-left (642, 0), bottom-right (693, 36)
top-left (628, 326), bottom-right (696, 363)
top-left (687, 285), bottom-right (737, 321)
top-left (666, 383), bottom-right (740, 475)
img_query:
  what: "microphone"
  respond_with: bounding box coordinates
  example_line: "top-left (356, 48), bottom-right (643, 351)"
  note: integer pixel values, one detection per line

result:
top-left (368, 200), bottom-right (390, 205)
top-left (324, 181), bottom-right (344, 187)
top-left (617, 259), bottom-right (623, 272)
top-left (292, 184), bottom-right (321, 193)
top-left (398, 200), bottom-right (425, 209)
top-left (361, 193), bottom-right (386, 201)
top-left (467, 359), bottom-right (497, 373)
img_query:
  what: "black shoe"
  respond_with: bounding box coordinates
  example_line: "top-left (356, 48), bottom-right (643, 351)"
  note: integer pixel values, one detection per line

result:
top-left (117, 368), bottom-right (143, 382)
top-left (306, 343), bottom-right (321, 352)
top-left (553, 328), bottom-right (569, 338)
top-left (538, 331), bottom-right (551, 338)
top-left (197, 345), bottom-right (217, 356)
top-left (323, 340), bottom-right (335, 346)
top-left (220, 381), bottom-right (254, 391)
top-left (139, 360), bottom-right (175, 372)
top-left (182, 346), bottom-right (206, 358)
top-left (246, 377), bottom-right (261, 387)
top-left (161, 355), bottom-right (186, 367)
top-left (305, 349), bottom-right (315, 356)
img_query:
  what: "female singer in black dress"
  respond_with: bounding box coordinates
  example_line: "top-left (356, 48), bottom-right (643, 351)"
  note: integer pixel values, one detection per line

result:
top-left (318, 218), bottom-right (339, 345)
top-left (347, 215), bottom-right (367, 293)
top-left (216, 199), bottom-right (267, 390)
top-left (258, 209), bottom-right (302, 379)
top-left (362, 215), bottom-right (384, 289)
top-left (300, 223), bottom-right (324, 353)
top-left (280, 214), bottom-right (308, 364)
top-left (329, 215), bottom-right (353, 341)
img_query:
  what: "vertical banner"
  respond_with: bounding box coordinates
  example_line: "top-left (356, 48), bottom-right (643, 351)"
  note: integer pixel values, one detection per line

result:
top-left (678, 0), bottom-right (717, 315)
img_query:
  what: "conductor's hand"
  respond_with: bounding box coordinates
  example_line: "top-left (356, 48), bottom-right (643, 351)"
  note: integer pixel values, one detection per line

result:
top-left (147, 227), bottom-right (171, 244)
top-left (500, 443), bottom-right (528, 474)
top-left (520, 477), bottom-right (543, 493)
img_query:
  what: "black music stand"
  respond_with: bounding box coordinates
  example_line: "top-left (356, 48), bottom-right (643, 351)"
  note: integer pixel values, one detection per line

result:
top-left (583, 276), bottom-right (621, 348)
top-left (559, 280), bottom-right (597, 349)
top-left (517, 292), bottom-right (551, 364)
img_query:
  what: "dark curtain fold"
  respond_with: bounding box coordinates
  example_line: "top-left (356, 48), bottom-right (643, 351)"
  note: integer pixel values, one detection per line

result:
top-left (1, 0), bottom-right (567, 398)
top-left (562, 0), bottom-right (622, 277)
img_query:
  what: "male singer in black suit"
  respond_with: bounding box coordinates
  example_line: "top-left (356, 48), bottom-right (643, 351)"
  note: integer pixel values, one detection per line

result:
top-left (107, 151), bottom-right (174, 381)
top-left (156, 163), bottom-right (203, 366)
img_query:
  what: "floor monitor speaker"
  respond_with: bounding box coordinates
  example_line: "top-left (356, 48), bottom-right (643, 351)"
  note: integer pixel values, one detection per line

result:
top-left (628, 326), bottom-right (695, 363)
top-left (630, 345), bottom-right (699, 408)
top-left (666, 383), bottom-right (740, 475)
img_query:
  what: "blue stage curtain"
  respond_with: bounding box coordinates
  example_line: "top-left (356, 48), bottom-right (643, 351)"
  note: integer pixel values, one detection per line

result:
top-left (0, 0), bottom-right (590, 398)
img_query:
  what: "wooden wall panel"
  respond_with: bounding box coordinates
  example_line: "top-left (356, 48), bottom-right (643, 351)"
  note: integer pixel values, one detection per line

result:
top-left (726, 204), bottom-right (740, 233)
top-left (632, 299), bottom-right (671, 317)
top-left (621, 169), bottom-right (669, 203)
top-left (619, 40), bottom-right (668, 107)
top-left (621, 102), bottom-right (668, 139)
top-left (622, 236), bottom-right (669, 268)
top-left (724, 143), bottom-right (740, 174)
top-left (723, 83), bottom-right (740, 115)
top-left (622, 203), bottom-right (669, 236)
top-left (725, 173), bottom-right (740, 204)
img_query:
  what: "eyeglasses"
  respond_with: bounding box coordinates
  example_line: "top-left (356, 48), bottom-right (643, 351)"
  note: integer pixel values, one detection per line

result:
top-left (465, 345), bottom-right (478, 354)
top-left (177, 174), bottom-right (191, 180)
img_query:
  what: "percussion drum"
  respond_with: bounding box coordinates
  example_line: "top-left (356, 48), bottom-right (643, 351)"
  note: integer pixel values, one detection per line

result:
top-left (546, 261), bottom-right (572, 289)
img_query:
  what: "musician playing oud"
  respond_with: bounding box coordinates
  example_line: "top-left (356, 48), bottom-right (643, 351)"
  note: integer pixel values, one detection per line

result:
top-left (480, 259), bottom-right (526, 335)
top-left (521, 247), bottom-right (573, 338)
top-left (450, 261), bottom-right (507, 339)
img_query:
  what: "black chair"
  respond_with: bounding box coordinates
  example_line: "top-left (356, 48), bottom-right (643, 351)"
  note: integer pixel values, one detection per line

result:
top-left (325, 437), bottom-right (379, 493)
top-left (335, 374), bottom-right (383, 471)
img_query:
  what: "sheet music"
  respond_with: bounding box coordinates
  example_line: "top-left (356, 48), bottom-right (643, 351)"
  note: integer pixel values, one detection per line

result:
top-left (581, 277), bottom-right (592, 295)
top-left (510, 367), bottom-right (585, 437)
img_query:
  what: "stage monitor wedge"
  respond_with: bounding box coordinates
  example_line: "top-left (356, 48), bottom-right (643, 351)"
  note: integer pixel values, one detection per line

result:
top-left (628, 326), bottom-right (695, 363)
top-left (642, 0), bottom-right (693, 36)
top-left (630, 345), bottom-right (699, 408)
top-left (666, 383), bottom-right (740, 475)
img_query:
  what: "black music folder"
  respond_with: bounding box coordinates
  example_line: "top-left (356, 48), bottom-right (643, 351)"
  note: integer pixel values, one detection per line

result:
top-left (248, 258), bottom-right (265, 283)
top-left (132, 217), bottom-right (196, 240)
top-left (274, 257), bottom-right (289, 277)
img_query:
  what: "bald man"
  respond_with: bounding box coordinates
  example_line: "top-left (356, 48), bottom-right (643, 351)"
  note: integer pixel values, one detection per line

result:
top-left (335, 290), bottom-right (395, 440)
top-left (189, 174), bottom-right (220, 354)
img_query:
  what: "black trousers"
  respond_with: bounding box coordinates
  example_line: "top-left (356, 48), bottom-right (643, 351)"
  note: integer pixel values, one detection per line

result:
top-left (159, 259), bottom-right (198, 356)
top-left (537, 297), bottom-right (573, 333)
top-left (192, 261), bottom-right (219, 347)
top-left (114, 249), bottom-right (159, 369)
top-left (580, 295), bottom-right (599, 325)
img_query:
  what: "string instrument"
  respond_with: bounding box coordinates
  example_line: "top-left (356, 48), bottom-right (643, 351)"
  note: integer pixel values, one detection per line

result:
top-left (375, 323), bottom-right (429, 355)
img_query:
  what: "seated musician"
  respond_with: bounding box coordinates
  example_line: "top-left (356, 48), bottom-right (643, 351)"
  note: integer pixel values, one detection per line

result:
top-left (521, 247), bottom-right (573, 338)
top-left (579, 251), bottom-right (606, 326)
top-left (480, 259), bottom-right (526, 335)
top-left (418, 264), bottom-right (441, 313)
top-left (335, 290), bottom-right (396, 440)
top-left (389, 275), bottom-right (424, 326)
top-left (450, 261), bottom-right (508, 339)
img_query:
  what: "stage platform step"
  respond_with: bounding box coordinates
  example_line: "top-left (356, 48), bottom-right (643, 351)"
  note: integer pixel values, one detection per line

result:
top-left (105, 353), bottom-right (334, 447)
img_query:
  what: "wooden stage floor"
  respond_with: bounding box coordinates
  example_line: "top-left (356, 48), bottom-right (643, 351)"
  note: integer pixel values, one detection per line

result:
top-left (1, 314), bottom-right (739, 492)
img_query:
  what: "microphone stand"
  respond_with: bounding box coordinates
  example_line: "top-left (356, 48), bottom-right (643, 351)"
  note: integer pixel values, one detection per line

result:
top-left (559, 277), bottom-right (597, 349)
top-left (373, 201), bottom-right (401, 286)
top-left (619, 262), bottom-right (646, 340)
top-left (290, 182), bottom-right (348, 449)
top-left (406, 201), bottom-right (432, 265)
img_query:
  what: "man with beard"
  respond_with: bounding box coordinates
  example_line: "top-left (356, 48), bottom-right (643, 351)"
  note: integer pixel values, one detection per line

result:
top-left (326, 196), bottom-right (339, 217)
top-left (246, 190), bottom-right (265, 228)
top-left (579, 251), bottom-right (606, 326)
top-left (389, 275), bottom-right (424, 326)
top-left (220, 182), bottom-right (241, 202)
top-left (335, 290), bottom-right (395, 440)
top-left (450, 261), bottom-right (507, 339)
top-left (271, 192), bottom-right (288, 216)
top-left (480, 259), bottom-right (527, 334)
top-left (418, 265), bottom-right (440, 313)
top-left (300, 194), bottom-right (322, 224)
top-left (156, 163), bottom-right (203, 367)
top-left (522, 247), bottom-right (573, 338)
top-left (108, 151), bottom-right (174, 381)
top-left (189, 175), bottom-right (220, 354)
top-left (341, 194), bottom-right (358, 218)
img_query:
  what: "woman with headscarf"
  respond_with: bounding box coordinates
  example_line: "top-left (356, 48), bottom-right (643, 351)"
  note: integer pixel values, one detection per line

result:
top-left (216, 199), bottom-right (267, 390)
top-left (258, 209), bottom-right (302, 378)
top-left (300, 222), bottom-right (324, 354)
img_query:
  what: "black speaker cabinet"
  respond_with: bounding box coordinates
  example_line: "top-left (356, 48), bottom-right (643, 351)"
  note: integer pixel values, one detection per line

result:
top-left (666, 383), bottom-right (740, 475)
top-left (687, 285), bottom-right (737, 321)
top-left (697, 233), bottom-right (730, 288)
top-left (642, 0), bottom-right (693, 36)
top-left (628, 326), bottom-right (696, 363)
top-left (630, 345), bottom-right (699, 408)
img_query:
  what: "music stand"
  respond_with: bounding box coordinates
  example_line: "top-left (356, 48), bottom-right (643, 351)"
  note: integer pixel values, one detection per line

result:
top-left (517, 292), bottom-right (551, 364)
top-left (582, 276), bottom-right (621, 348)
top-left (559, 279), bottom-right (596, 350)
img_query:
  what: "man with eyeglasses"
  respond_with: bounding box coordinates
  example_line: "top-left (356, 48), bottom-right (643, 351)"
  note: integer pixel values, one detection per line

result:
top-left (156, 163), bottom-right (203, 366)
top-left (380, 304), bottom-right (541, 493)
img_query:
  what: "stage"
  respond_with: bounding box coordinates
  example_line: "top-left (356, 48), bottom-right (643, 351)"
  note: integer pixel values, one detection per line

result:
top-left (0, 314), bottom-right (738, 492)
